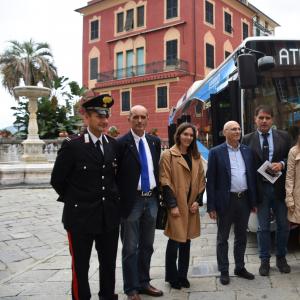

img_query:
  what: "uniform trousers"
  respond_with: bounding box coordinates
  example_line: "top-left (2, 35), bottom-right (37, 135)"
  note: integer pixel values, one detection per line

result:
top-left (67, 227), bottom-right (119, 300)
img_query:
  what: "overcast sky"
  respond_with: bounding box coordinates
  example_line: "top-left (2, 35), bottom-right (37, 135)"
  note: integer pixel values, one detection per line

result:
top-left (0, 0), bottom-right (299, 129)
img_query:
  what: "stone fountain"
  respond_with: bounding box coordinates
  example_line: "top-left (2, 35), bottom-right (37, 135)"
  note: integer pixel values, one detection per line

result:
top-left (14, 86), bottom-right (51, 162)
top-left (0, 86), bottom-right (54, 185)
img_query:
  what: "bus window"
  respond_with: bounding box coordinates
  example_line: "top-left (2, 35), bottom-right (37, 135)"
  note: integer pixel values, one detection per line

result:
top-left (244, 72), bottom-right (300, 145)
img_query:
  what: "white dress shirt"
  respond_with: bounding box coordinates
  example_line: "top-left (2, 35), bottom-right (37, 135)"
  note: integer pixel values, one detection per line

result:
top-left (87, 128), bottom-right (104, 154)
top-left (131, 129), bottom-right (157, 190)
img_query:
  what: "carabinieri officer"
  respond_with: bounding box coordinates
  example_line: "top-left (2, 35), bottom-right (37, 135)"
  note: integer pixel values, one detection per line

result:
top-left (51, 92), bottom-right (120, 300)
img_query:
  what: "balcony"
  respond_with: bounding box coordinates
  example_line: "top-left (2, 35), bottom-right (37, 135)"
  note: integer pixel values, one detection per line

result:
top-left (97, 59), bottom-right (189, 83)
top-left (253, 21), bottom-right (273, 35)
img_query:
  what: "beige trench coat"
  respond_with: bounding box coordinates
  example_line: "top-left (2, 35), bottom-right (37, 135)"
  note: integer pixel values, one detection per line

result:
top-left (285, 145), bottom-right (300, 223)
top-left (159, 145), bottom-right (206, 242)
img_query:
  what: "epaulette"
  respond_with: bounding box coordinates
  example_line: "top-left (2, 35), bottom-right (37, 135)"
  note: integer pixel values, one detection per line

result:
top-left (103, 134), bottom-right (110, 143)
top-left (65, 133), bottom-right (82, 142)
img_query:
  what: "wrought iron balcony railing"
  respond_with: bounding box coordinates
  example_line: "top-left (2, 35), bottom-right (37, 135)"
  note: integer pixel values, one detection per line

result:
top-left (97, 59), bottom-right (189, 82)
top-left (253, 21), bottom-right (272, 35)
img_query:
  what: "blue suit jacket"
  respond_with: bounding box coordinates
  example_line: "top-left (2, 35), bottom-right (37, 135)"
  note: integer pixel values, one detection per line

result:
top-left (116, 131), bottom-right (161, 218)
top-left (206, 142), bottom-right (257, 215)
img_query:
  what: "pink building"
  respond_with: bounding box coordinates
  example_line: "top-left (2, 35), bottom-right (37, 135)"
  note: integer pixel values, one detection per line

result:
top-left (76, 0), bottom-right (277, 138)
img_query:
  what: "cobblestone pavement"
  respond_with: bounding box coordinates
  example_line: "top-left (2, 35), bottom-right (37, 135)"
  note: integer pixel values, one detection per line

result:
top-left (1, 188), bottom-right (300, 299)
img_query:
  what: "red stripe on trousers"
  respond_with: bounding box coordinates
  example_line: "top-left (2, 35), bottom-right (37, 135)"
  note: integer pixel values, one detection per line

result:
top-left (67, 231), bottom-right (80, 300)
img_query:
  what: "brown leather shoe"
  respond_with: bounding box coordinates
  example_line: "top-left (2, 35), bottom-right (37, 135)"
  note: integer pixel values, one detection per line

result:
top-left (126, 293), bottom-right (141, 300)
top-left (139, 284), bottom-right (163, 297)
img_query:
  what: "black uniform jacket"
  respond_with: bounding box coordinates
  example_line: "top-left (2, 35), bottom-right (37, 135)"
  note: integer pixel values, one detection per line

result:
top-left (242, 129), bottom-right (291, 204)
top-left (51, 132), bottom-right (120, 233)
top-left (116, 132), bottom-right (161, 218)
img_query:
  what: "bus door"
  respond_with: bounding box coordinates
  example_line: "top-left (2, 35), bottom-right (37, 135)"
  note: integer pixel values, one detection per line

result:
top-left (211, 80), bottom-right (241, 146)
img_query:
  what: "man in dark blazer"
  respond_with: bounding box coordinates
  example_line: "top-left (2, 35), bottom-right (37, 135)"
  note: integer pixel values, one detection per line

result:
top-left (207, 121), bottom-right (257, 285)
top-left (51, 93), bottom-right (120, 300)
top-left (242, 105), bottom-right (291, 276)
top-left (117, 105), bottom-right (162, 300)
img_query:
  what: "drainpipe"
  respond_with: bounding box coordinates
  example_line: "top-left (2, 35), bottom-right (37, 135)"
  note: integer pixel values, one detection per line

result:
top-left (193, 0), bottom-right (197, 82)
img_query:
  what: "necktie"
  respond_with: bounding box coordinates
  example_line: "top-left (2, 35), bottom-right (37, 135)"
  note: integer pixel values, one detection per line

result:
top-left (138, 139), bottom-right (150, 192)
top-left (262, 133), bottom-right (269, 162)
top-left (95, 140), bottom-right (103, 154)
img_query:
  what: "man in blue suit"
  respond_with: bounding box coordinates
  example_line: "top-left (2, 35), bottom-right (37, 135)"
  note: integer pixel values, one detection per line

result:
top-left (117, 105), bottom-right (162, 300)
top-left (206, 121), bottom-right (257, 285)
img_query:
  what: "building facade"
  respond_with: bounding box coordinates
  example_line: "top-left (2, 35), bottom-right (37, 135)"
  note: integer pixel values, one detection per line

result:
top-left (77, 0), bottom-right (278, 138)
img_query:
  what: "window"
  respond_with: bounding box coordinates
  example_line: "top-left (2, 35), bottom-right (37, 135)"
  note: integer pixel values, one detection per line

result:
top-left (90, 20), bottom-right (99, 40)
top-left (256, 27), bottom-right (260, 36)
top-left (195, 101), bottom-right (202, 116)
top-left (205, 1), bottom-right (214, 25)
top-left (117, 12), bottom-right (124, 33)
top-left (166, 0), bottom-right (178, 19)
top-left (157, 86), bottom-right (168, 109)
top-left (294, 77), bottom-right (300, 99)
top-left (224, 12), bottom-right (232, 34)
top-left (166, 40), bottom-right (178, 65)
top-left (136, 47), bottom-right (145, 75)
top-left (225, 51), bottom-right (231, 59)
top-left (121, 91), bottom-right (131, 112)
top-left (137, 6), bottom-right (144, 27)
top-left (116, 52), bottom-right (123, 79)
top-left (125, 9), bottom-right (134, 31)
top-left (274, 78), bottom-right (288, 102)
top-left (116, 4), bottom-right (145, 34)
top-left (90, 57), bottom-right (98, 80)
top-left (126, 50), bottom-right (134, 77)
top-left (243, 22), bottom-right (249, 40)
top-left (206, 43), bottom-right (214, 68)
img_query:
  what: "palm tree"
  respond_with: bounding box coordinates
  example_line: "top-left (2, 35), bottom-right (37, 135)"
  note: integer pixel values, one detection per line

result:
top-left (0, 39), bottom-right (57, 95)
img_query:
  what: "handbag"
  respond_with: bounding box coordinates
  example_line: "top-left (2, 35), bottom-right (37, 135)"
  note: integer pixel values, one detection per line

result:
top-left (156, 194), bottom-right (168, 230)
top-left (156, 149), bottom-right (173, 230)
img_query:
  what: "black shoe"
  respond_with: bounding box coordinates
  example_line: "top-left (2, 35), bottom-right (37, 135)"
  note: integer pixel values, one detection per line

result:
top-left (169, 281), bottom-right (181, 289)
top-left (259, 260), bottom-right (270, 276)
top-left (234, 268), bottom-right (255, 280)
top-left (276, 256), bottom-right (291, 273)
top-left (220, 272), bottom-right (230, 285)
top-left (179, 278), bottom-right (190, 288)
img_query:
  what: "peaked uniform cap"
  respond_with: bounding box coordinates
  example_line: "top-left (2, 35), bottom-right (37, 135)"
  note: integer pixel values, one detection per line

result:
top-left (81, 92), bottom-right (114, 116)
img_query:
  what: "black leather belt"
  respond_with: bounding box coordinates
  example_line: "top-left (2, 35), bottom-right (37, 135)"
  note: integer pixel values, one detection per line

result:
top-left (230, 190), bottom-right (247, 198)
top-left (137, 188), bottom-right (157, 197)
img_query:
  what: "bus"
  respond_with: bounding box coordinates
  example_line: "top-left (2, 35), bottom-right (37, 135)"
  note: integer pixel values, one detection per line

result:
top-left (169, 37), bottom-right (300, 232)
top-left (169, 37), bottom-right (300, 150)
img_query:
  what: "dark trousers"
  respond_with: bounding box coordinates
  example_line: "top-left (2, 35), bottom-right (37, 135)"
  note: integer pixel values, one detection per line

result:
top-left (257, 182), bottom-right (289, 260)
top-left (121, 195), bottom-right (158, 294)
top-left (165, 238), bottom-right (191, 282)
top-left (216, 193), bottom-right (251, 273)
top-left (67, 227), bottom-right (119, 300)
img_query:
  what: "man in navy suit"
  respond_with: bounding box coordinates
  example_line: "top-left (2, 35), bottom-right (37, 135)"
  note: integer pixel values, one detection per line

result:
top-left (117, 105), bottom-right (162, 300)
top-left (207, 121), bottom-right (257, 285)
top-left (242, 105), bottom-right (291, 276)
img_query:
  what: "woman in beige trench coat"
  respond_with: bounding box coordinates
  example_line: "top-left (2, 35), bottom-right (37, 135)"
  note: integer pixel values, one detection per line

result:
top-left (159, 123), bottom-right (205, 289)
top-left (285, 135), bottom-right (300, 224)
